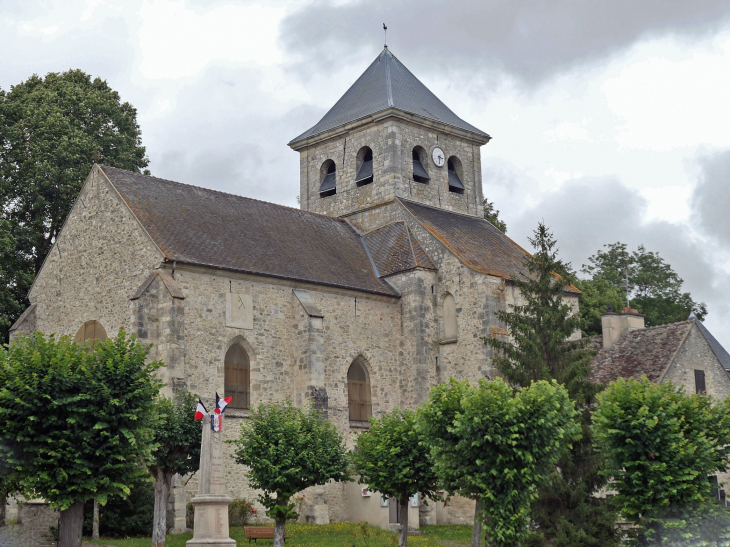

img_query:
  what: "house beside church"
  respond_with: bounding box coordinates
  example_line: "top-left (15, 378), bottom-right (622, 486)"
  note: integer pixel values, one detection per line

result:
top-left (589, 308), bottom-right (730, 504)
top-left (9, 47), bottom-right (580, 530)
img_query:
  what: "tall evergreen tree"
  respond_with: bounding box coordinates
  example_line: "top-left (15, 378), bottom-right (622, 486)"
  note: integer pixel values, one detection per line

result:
top-left (484, 222), bottom-right (619, 547)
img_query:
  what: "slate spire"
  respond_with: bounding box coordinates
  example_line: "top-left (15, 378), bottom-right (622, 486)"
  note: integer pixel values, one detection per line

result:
top-left (289, 48), bottom-right (489, 145)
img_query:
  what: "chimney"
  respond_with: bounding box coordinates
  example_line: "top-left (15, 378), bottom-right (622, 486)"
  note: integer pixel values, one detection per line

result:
top-left (601, 306), bottom-right (645, 349)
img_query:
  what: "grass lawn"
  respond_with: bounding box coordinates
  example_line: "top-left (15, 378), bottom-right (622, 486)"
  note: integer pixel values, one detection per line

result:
top-left (86, 522), bottom-right (479, 546)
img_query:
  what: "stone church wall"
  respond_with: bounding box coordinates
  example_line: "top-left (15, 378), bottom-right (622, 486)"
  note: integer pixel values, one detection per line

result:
top-left (25, 166), bottom-right (163, 341)
top-left (168, 266), bottom-right (403, 523)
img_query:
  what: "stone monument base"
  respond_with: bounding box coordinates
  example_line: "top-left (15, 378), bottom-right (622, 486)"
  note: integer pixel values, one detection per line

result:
top-left (186, 494), bottom-right (236, 547)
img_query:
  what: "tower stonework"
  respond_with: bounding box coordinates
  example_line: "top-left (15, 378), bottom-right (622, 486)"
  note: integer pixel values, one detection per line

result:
top-left (289, 48), bottom-right (490, 229)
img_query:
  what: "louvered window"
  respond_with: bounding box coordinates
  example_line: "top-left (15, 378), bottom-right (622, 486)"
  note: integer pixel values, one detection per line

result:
top-left (413, 150), bottom-right (430, 183)
top-left (348, 359), bottom-right (372, 422)
top-left (356, 148), bottom-right (374, 187)
top-left (695, 369), bottom-right (706, 394)
top-left (225, 344), bottom-right (250, 409)
top-left (447, 158), bottom-right (465, 194)
top-left (319, 161), bottom-right (336, 197)
top-left (74, 320), bottom-right (107, 349)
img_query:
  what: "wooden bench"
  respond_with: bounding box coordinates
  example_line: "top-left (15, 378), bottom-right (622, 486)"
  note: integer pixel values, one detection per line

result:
top-left (243, 526), bottom-right (289, 543)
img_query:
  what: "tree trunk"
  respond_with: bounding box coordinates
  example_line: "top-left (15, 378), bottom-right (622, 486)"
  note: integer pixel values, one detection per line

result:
top-left (92, 499), bottom-right (100, 540)
top-left (0, 491), bottom-right (7, 527)
top-left (471, 498), bottom-right (482, 547)
top-left (58, 501), bottom-right (84, 547)
top-left (398, 497), bottom-right (409, 547)
top-left (151, 469), bottom-right (172, 547)
top-left (274, 517), bottom-right (286, 547)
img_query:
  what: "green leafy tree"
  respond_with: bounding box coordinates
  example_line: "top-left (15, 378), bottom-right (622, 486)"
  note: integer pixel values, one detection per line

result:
top-left (0, 331), bottom-right (162, 547)
top-left (582, 243), bottom-right (707, 327)
top-left (149, 391), bottom-right (201, 547)
top-left (573, 277), bottom-right (627, 337)
top-left (484, 222), bottom-right (619, 547)
top-left (593, 377), bottom-right (730, 546)
top-left (483, 198), bottom-right (507, 233)
top-left (464, 379), bottom-right (580, 547)
top-left (352, 408), bottom-right (440, 547)
top-left (230, 401), bottom-right (350, 547)
top-left (417, 379), bottom-right (485, 547)
top-left (0, 70), bottom-right (149, 342)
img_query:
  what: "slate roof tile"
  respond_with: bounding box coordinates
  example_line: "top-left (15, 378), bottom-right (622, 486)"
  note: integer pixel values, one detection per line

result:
top-left (290, 48), bottom-right (489, 145)
top-left (363, 221), bottom-right (436, 277)
top-left (98, 165), bottom-right (398, 297)
top-left (398, 198), bottom-right (578, 293)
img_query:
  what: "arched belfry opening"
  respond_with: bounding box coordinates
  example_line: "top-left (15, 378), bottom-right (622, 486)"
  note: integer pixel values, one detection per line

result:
top-left (319, 160), bottom-right (337, 198)
top-left (447, 156), bottom-right (465, 194)
top-left (74, 320), bottom-right (107, 348)
top-left (412, 147), bottom-right (430, 183)
top-left (355, 147), bottom-right (374, 187)
top-left (225, 343), bottom-right (250, 409)
top-left (347, 357), bottom-right (372, 421)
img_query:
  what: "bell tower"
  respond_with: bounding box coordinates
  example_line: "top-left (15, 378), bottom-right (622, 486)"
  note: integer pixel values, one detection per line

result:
top-left (288, 47), bottom-right (491, 219)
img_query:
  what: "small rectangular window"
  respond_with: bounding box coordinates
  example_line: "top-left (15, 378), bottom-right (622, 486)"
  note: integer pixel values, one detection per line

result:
top-left (695, 370), bottom-right (706, 394)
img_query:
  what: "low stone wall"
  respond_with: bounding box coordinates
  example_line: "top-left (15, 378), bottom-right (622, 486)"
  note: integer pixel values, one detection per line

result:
top-left (0, 502), bottom-right (58, 546)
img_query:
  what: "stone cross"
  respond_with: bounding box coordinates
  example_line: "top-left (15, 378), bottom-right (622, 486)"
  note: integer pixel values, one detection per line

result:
top-left (186, 416), bottom-right (236, 547)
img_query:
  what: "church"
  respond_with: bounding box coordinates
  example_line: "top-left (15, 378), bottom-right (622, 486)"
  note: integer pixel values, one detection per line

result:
top-left (9, 47), bottom-right (578, 531)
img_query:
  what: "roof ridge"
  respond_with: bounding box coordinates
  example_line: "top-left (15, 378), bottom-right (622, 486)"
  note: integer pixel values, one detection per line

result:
top-left (98, 164), bottom-right (350, 224)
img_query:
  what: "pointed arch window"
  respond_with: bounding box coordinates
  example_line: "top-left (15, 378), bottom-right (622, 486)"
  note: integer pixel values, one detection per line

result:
top-left (319, 160), bottom-right (337, 197)
top-left (348, 358), bottom-right (372, 422)
top-left (443, 294), bottom-right (458, 341)
top-left (225, 344), bottom-right (250, 409)
top-left (74, 320), bottom-right (107, 348)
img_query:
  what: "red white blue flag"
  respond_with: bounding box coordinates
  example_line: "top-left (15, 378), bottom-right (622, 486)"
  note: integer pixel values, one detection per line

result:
top-left (194, 398), bottom-right (208, 420)
top-left (215, 392), bottom-right (232, 414)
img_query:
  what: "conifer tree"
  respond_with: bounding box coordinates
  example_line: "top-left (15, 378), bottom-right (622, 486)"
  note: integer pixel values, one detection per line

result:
top-left (484, 222), bottom-right (619, 547)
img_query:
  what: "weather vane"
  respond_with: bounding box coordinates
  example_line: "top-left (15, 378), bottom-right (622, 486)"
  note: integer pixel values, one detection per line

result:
top-left (383, 23), bottom-right (387, 48)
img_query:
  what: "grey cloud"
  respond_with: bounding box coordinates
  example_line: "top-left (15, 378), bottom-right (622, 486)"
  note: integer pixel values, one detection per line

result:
top-left (0, 15), bottom-right (135, 92)
top-left (501, 176), bottom-right (730, 345)
top-left (280, 0), bottom-right (730, 89)
top-left (691, 149), bottom-right (730, 248)
top-left (144, 65), bottom-right (316, 207)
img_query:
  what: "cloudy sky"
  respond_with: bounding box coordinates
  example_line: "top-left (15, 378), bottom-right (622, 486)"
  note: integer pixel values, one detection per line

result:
top-left (3, 0), bottom-right (730, 346)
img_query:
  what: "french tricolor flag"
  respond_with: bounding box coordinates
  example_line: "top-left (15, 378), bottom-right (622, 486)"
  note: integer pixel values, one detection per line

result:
top-left (215, 392), bottom-right (233, 414)
top-left (194, 398), bottom-right (208, 420)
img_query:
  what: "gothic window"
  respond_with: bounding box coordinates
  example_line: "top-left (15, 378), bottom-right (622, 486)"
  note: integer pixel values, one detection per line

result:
top-left (412, 147), bottom-right (430, 183)
top-left (225, 344), bottom-right (250, 409)
top-left (74, 320), bottom-right (107, 348)
top-left (319, 160), bottom-right (337, 197)
top-left (447, 157), bottom-right (465, 194)
top-left (355, 147), bottom-right (374, 187)
top-left (348, 358), bottom-right (372, 421)
top-left (443, 294), bottom-right (458, 340)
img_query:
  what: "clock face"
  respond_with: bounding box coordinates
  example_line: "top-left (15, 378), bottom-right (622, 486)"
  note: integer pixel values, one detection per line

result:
top-left (431, 147), bottom-right (445, 167)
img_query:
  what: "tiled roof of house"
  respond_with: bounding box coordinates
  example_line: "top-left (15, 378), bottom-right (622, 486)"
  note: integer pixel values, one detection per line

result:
top-left (398, 198), bottom-right (579, 292)
top-left (588, 322), bottom-right (692, 384)
top-left (362, 221), bottom-right (436, 277)
top-left (98, 165), bottom-right (398, 297)
top-left (289, 48), bottom-right (489, 145)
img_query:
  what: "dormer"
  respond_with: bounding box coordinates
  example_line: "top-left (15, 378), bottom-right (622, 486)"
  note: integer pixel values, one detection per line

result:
top-left (289, 47), bottom-right (491, 218)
